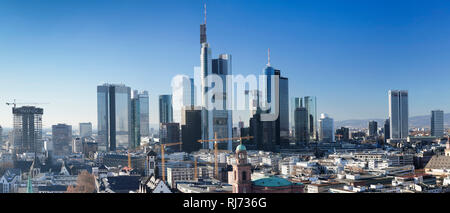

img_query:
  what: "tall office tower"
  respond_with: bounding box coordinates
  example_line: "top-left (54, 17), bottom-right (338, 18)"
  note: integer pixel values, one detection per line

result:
top-left (172, 77), bottom-right (195, 123)
top-left (159, 95), bottom-right (173, 124)
top-left (336, 127), bottom-right (350, 142)
top-left (181, 106), bottom-right (202, 153)
top-left (384, 119), bottom-right (390, 142)
top-left (291, 97), bottom-right (302, 136)
top-left (369, 121), bottom-right (378, 137)
top-left (319, 113), bottom-right (334, 142)
top-left (131, 90), bottom-right (141, 149)
top-left (294, 107), bottom-right (309, 143)
top-left (303, 96), bottom-right (318, 141)
top-left (210, 54), bottom-right (233, 151)
top-left (159, 123), bottom-right (180, 144)
top-left (138, 91), bottom-right (150, 137)
top-left (431, 110), bottom-right (444, 138)
top-left (259, 51), bottom-right (289, 150)
top-left (12, 106), bottom-right (43, 154)
top-left (79, 122), bottom-right (92, 138)
top-left (279, 72), bottom-right (289, 146)
top-left (52, 124), bottom-right (72, 156)
top-left (388, 90), bottom-right (408, 139)
top-left (200, 4), bottom-right (212, 149)
top-left (97, 83), bottom-right (132, 152)
top-left (199, 8), bottom-right (233, 151)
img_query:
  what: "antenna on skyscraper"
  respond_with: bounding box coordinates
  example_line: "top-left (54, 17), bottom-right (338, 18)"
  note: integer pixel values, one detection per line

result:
top-left (267, 48), bottom-right (271, 66)
top-left (204, 3), bottom-right (207, 25)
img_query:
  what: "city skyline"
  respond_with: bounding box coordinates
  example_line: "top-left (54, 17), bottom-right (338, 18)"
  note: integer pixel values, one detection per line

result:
top-left (2, 0), bottom-right (450, 129)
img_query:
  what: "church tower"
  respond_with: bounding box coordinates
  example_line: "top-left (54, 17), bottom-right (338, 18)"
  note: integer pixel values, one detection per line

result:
top-left (231, 143), bottom-right (252, 193)
top-left (145, 150), bottom-right (157, 177)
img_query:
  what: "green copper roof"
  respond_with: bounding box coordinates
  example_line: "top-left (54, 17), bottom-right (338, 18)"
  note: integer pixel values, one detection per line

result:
top-left (236, 144), bottom-right (246, 151)
top-left (252, 176), bottom-right (293, 187)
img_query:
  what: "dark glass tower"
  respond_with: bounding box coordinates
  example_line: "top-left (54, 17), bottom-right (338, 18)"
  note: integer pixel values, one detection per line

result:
top-left (97, 84), bottom-right (132, 152)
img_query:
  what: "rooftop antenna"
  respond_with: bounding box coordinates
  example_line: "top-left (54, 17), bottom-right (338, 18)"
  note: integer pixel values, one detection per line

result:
top-left (204, 3), bottom-right (207, 25)
top-left (267, 48), bottom-right (271, 66)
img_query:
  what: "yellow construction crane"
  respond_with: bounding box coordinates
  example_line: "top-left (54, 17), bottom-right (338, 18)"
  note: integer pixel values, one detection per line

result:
top-left (160, 142), bottom-right (183, 182)
top-left (197, 133), bottom-right (253, 179)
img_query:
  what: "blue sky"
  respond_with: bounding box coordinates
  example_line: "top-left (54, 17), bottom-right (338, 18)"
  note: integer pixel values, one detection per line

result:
top-left (1, 0), bottom-right (450, 129)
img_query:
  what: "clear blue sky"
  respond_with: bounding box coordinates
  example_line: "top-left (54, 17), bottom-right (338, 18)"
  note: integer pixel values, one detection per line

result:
top-left (1, 0), bottom-right (450, 129)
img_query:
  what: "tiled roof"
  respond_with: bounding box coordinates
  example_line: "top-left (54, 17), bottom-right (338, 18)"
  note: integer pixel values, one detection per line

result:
top-left (425, 156), bottom-right (450, 169)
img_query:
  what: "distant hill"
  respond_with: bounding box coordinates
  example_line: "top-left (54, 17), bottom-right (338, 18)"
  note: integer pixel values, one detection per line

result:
top-left (335, 113), bottom-right (450, 129)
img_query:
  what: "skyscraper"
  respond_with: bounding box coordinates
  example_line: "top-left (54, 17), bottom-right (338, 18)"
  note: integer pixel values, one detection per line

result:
top-left (159, 95), bottom-right (173, 124)
top-left (181, 106), bottom-right (202, 153)
top-left (199, 8), bottom-right (232, 151)
top-left (369, 120), bottom-right (378, 137)
top-left (431, 110), bottom-right (444, 138)
top-left (97, 83), bottom-right (132, 151)
top-left (172, 77), bottom-right (195, 123)
top-left (303, 96), bottom-right (318, 141)
top-left (279, 72), bottom-right (289, 146)
top-left (131, 90), bottom-right (141, 149)
top-left (52, 124), bottom-right (72, 156)
top-left (294, 107), bottom-right (308, 143)
top-left (388, 90), bottom-right (408, 139)
top-left (319, 113), bottom-right (334, 143)
top-left (79, 122), bottom-right (92, 138)
top-left (384, 119), bottom-right (390, 142)
top-left (291, 97), bottom-right (302, 136)
top-left (138, 91), bottom-right (150, 137)
top-left (12, 106), bottom-right (43, 155)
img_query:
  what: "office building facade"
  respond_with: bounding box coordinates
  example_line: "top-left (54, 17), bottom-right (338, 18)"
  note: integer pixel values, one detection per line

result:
top-left (12, 106), bottom-right (44, 154)
top-left (369, 121), bottom-right (378, 137)
top-left (431, 110), bottom-right (444, 138)
top-left (97, 83), bottom-right (132, 151)
top-left (79, 122), bottom-right (92, 138)
top-left (181, 106), bottom-right (202, 153)
top-left (388, 90), bottom-right (408, 139)
top-left (159, 95), bottom-right (173, 124)
top-left (52, 124), bottom-right (72, 156)
top-left (294, 107), bottom-right (309, 143)
top-left (319, 113), bottom-right (334, 143)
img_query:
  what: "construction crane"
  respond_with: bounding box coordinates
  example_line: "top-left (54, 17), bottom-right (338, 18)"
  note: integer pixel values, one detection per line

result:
top-left (6, 99), bottom-right (49, 108)
top-left (197, 133), bottom-right (253, 179)
top-left (160, 142), bottom-right (183, 182)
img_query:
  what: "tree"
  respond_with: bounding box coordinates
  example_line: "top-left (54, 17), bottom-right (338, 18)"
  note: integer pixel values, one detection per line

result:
top-left (66, 170), bottom-right (96, 193)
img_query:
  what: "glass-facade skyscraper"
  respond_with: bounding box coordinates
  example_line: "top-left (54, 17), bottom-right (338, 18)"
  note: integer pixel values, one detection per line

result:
top-left (138, 91), bottom-right (150, 137)
top-left (388, 90), bottom-right (408, 139)
top-left (97, 83), bottom-right (132, 151)
top-left (131, 90), bottom-right (141, 149)
top-left (431, 110), bottom-right (444, 138)
top-left (294, 107), bottom-right (308, 143)
top-left (319, 113), bottom-right (334, 142)
top-left (199, 12), bottom-right (232, 151)
top-left (159, 95), bottom-right (173, 124)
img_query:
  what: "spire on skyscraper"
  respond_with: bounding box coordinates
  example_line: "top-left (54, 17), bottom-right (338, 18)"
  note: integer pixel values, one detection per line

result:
top-left (204, 3), bottom-right (207, 25)
top-left (267, 48), bottom-right (271, 66)
top-left (200, 3), bottom-right (207, 44)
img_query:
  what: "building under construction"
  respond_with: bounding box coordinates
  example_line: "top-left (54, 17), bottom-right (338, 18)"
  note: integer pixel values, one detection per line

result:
top-left (12, 106), bottom-right (44, 154)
